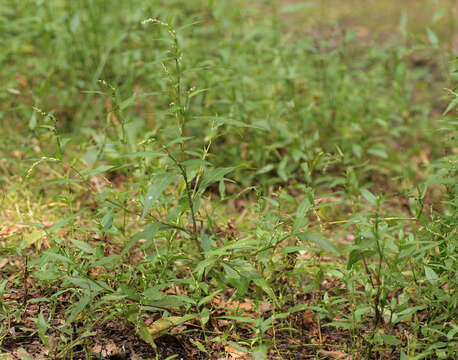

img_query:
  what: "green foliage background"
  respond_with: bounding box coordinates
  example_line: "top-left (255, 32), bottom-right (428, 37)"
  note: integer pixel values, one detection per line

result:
top-left (0, 0), bottom-right (456, 359)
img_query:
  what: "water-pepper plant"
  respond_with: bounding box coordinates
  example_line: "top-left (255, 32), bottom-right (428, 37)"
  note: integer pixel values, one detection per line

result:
top-left (0, 1), bottom-right (456, 359)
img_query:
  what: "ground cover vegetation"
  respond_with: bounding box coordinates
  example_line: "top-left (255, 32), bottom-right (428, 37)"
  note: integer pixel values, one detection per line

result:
top-left (0, 0), bottom-right (457, 359)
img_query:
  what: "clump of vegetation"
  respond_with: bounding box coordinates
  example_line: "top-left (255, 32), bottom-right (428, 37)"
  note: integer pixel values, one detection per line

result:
top-left (1, 0), bottom-right (456, 359)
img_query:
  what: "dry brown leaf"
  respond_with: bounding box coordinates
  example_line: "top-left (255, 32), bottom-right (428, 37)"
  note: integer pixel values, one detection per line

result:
top-left (0, 353), bottom-right (14, 360)
top-left (14, 73), bottom-right (28, 87)
top-left (89, 265), bottom-right (107, 277)
top-left (147, 316), bottom-right (182, 339)
top-left (10, 151), bottom-right (21, 159)
top-left (213, 298), bottom-right (253, 314)
top-left (224, 345), bottom-right (248, 359)
top-left (105, 98), bottom-right (120, 126)
top-left (92, 340), bottom-right (119, 357)
top-left (170, 324), bottom-right (187, 334)
top-left (258, 301), bottom-right (272, 314)
top-left (320, 349), bottom-right (351, 359)
top-left (238, 302), bottom-right (252, 312)
top-left (41, 219), bottom-right (53, 228)
top-left (420, 151), bottom-right (430, 164)
top-left (130, 351), bottom-right (142, 360)
top-left (354, 26), bottom-right (370, 39)
top-left (15, 348), bottom-right (33, 360)
top-left (212, 296), bottom-right (223, 306)
top-left (0, 225), bottom-right (22, 239)
top-left (302, 309), bottom-right (315, 328)
top-left (0, 258), bottom-right (8, 269)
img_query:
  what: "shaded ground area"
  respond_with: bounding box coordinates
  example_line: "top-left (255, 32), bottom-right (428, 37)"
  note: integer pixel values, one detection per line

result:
top-left (0, 253), bottom-right (436, 359)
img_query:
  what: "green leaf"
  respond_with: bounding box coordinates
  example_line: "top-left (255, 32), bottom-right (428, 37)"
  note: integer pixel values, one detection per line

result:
top-left (446, 325), bottom-right (458, 340)
top-left (101, 209), bottom-right (114, 230)
top-left (92, 254), bottom-right (121, 268)
top-left (198, 289), bottom-right (223, 307)
top-left (121, 151), bottom-right (165, 159)
top-left (199, 167), bottom-right (234, 191)
top-left (49, 209), bottom-right (86, 233)
top-left (145, 295), bottom-right (195, 308)
top-left (280, 246), bottom-right (315, 253)
top-left (222, 262), bottom-right (240, 281)
top-left (361, 189), bottom-right (377, 206)
top-left (256, 164), bottom-right (274, 175)
top-left (432, 9), bottom-right (447, 23)
top-left (29, 111), bottom-right (37, 130)
top-left (43, 251), bottom-right (75, 265)
top-left (70, 239), bottom-right (95, 254)
top-left (294, 197), bottom-right (312, 231)
top-left (393, 305), bottom-right (426, 324)
top-left (426, 27), bottom-right (438, 46)
top-left (42, 178), bottom-right (82, 187)
top-left (253, 344), bottom-right (268, 360)
top-left (0, 280), bottom-right (6, 293)
top-left (280, 2), bottom-right (315, 14)
top-left (253, 278), bottom-right (278, 305)
top-left (367, 147), bottom-right (388, 159)
top-left (119, 284), bottom-right (140, 301)
top-left (182, 159), bottom-right (211, 168)
top-left (67, 292), bottom-right (91, 324)
top-left (425, 176), bottom-right (456, 186)
top-left (65, 277), bottom-right (103, 292)
top-left (190, 339), bottom-right (208, 354)
top-left (120, 237), bottom-right (142, 257)
top-left (22, 222), bottom-right (46, 230)
top-left (200, 308), bottom-right (210, 326)
top-left (188, 88), bottom-right (208, 99)
top-left (134, 222), bottom-right (165, 250)
top-left (79, 165), bottom-right (115, 178)
top-left (69, 12), bottom-right (81, 33)
top-left (443, 97), bottom-right (458, 115)
top-left (33, 269), bottom-right (61, 281)
top-left (166, 136), bottom-right (193, 146)
top-left (119, 92), bottom-right (137, 110)
top-left (235, 277), bottom-right (249, 297)
top-left (283, 303), bottom-right (311, 315)
top-left (36, 311), bottom-right (48, 335)
top-left (347, 249), bottom-right (362, 269)
top-left (297, 232), bottom-right (339, 255)
top-left (200, 232), bottom-right (211, 252)
top-left (398, 11), bottom-right (407, 36)
top-left (216, 315), bottom-right (254, 322)
top-left (380, 333), bottom-right (402, 346)
top-left (137, 324), bottom-right (156, 345)
top-left (218, 118), bottom-right (267, 130)
top-left (424, 266), bottom-right (439, 284)
top-left (141, 173), bottom-right (175, 219)
top-left (82, 148), bottom-right (98, 166)
top-left (143, 285), bottom-right (166, 300)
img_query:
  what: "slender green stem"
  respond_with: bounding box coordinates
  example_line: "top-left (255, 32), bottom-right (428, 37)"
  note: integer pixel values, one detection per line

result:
top-left (164, 148), bottom-right (199, 244)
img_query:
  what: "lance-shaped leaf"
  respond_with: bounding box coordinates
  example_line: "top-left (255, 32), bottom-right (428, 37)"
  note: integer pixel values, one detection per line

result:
top-left (199, 167), bottom-right (234, 192)
top-left (141, 173), bottom-right (175, 220)
top-left (297, 232), bottom-right (339, 255)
